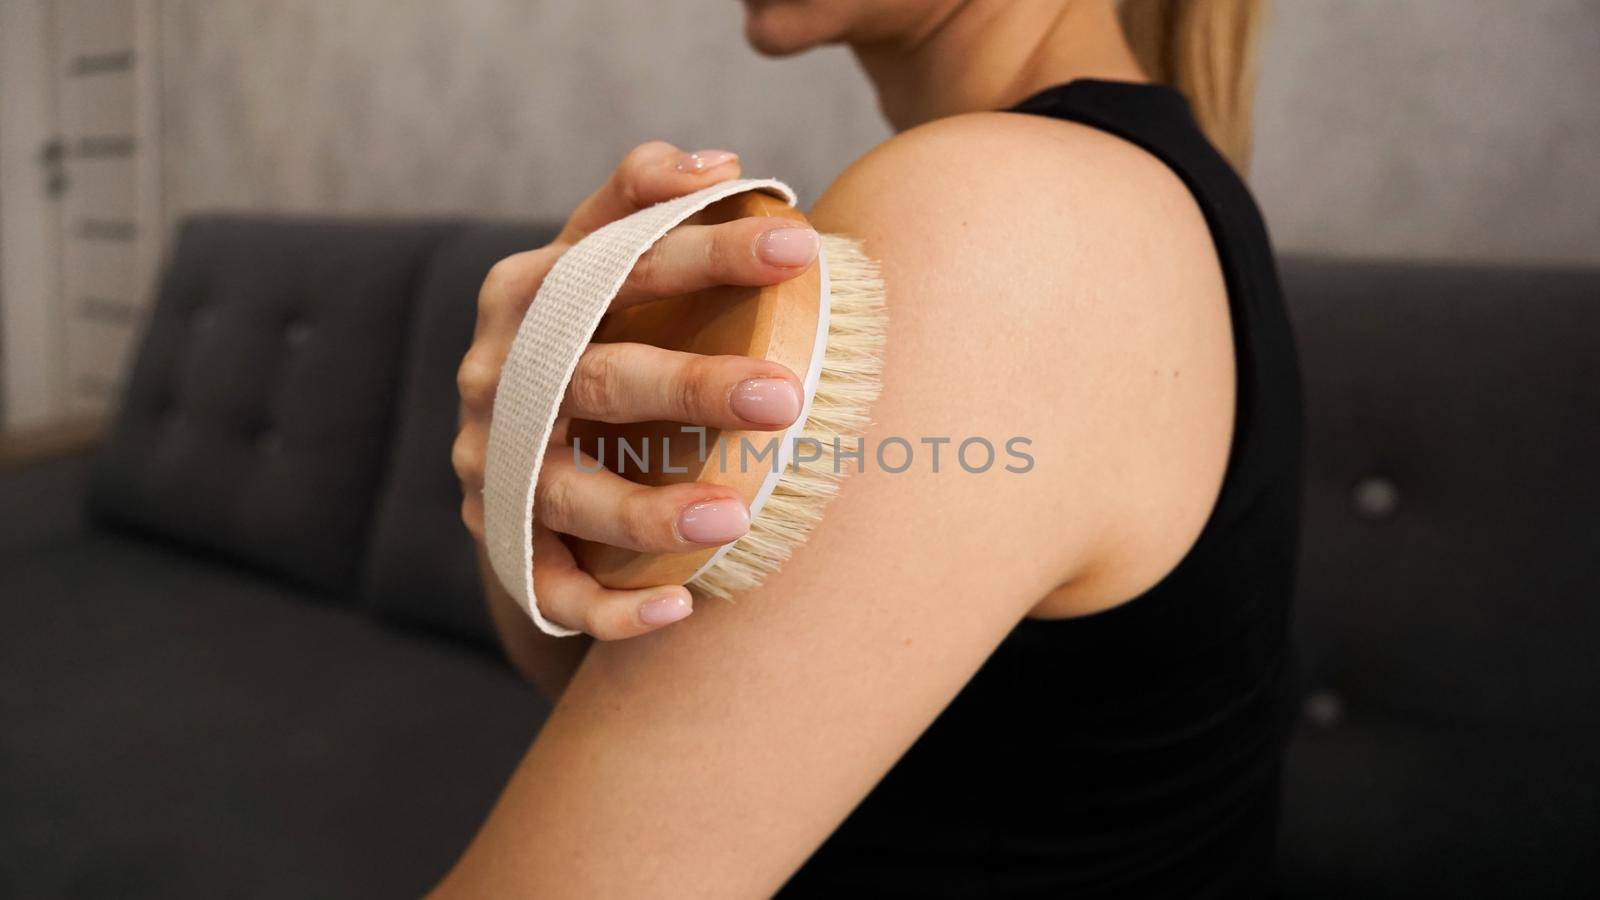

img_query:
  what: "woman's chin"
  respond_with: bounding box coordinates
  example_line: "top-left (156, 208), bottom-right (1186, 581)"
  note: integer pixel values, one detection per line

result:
top-left (744, 24), bottom-right (816, 57)
top-left (741, 4), bottom-right (838, 57)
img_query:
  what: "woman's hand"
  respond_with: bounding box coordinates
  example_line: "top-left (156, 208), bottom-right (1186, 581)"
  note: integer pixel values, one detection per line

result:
top-left (453, 142), bottom-right (820, 641)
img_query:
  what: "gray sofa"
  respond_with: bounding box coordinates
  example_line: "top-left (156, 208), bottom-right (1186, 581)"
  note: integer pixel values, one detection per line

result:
top-left (2, 216), bottom-right (1596, 898)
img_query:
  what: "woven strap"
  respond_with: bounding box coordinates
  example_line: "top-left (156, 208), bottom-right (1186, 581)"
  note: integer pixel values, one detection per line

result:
top-left (483, 178), bottom-right (799, 636)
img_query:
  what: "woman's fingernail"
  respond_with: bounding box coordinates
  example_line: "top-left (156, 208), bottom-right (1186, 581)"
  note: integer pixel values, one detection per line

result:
top-left (755, 227), bottom-right (819, 267)
top-left (731, 378), bottom-right (801, 426)
top-left (675, 150), bottom-right (738, 174)
top-left (639, 592), bottom-right (693, 626)
top-left (677, 498), bottom-right (750, 544)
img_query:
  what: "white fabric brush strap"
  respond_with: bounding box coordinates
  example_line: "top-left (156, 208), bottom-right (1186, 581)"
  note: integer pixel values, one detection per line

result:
top-left (483, 178), bottom-right (799, 637)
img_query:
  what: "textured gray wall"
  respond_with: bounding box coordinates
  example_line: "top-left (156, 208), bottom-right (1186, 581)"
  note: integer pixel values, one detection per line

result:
top-left (159, 0), bottom-right (1600, 265)
top-left (1253, 0), bottom-right (1600, 265)
top-left (158, 0), bottom-right (886, 224)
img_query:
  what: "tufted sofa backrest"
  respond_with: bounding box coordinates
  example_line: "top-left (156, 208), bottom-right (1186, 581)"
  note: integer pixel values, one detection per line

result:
top-left (361, 222), bottom-right (559, 643)
top-left (91, 218), bottom-right (1600, 712)
top-left (1281, 257), bottom-right (1600, 731)
top-left (90, 215), bottom-right (467, 597)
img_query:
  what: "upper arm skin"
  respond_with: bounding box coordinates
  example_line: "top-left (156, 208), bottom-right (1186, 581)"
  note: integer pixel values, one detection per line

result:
top-left (433, 113), bottom-right (1233, 899)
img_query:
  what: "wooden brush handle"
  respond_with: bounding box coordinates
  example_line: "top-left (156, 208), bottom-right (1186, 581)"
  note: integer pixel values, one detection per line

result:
top-left (568, 192), bottom-right (824, 589)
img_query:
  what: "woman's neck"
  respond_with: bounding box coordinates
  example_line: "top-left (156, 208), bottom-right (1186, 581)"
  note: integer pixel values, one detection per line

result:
top-left (851, 0), bottom-right (1148, 131)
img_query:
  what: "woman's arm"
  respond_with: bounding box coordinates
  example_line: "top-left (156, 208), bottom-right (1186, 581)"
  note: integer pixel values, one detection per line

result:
top-left (435, 112), bottom-right (1233, 898)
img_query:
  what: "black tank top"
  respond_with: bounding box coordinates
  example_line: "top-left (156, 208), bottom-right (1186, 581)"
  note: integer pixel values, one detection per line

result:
top-left (778, 80), bottom-right (1305, 898)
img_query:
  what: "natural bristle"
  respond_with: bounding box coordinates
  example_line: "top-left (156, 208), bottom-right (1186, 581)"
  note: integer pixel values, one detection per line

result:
top-left (690, 235), bottom-right (887, 600)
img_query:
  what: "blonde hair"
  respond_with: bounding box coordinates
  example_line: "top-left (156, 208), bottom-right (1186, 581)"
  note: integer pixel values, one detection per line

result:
top-left (1119, 0), bottom-right (1267, 174)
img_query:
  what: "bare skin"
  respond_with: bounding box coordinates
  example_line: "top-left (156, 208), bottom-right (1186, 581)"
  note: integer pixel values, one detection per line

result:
top-left (437, 0), bottom-right (1236, 895)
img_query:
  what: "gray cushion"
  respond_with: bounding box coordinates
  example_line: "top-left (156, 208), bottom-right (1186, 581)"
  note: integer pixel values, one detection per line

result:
top-left (0, 532), bottom-right (546, 899)
top-left (363, 223), bottom-right (560, 644)
top-left (90, 216), bottom-right (466, 596)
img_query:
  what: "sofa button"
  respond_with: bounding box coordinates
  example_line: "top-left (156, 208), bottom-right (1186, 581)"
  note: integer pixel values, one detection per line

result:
top-left (284, 320), bottom-right (310, 349)
top-left (1353, 475), bottom-right (1398, 519)
top-left (257, 429), bottom-right (285, 455)
top-left (1303, 690), bottom-right (1345, 729)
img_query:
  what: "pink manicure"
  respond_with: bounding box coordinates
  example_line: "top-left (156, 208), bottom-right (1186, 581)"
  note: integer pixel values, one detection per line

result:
top-left (675, 150), bottom-right (739, 174)
top-left (677, 498), bottom-right (750, 544)
top-left (639, 592), bottom-right (692, 626)
top-left (755, 227), bottom-right (819, 267)
top-left (731, 378), bottom-right (801, 426)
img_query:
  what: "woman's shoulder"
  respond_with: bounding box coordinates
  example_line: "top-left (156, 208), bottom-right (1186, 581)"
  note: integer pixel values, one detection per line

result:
top-left (809, 107), bottom-right (1225, 386)
top-left (814, 108), bottom-right (1204, 249)
top-left (811, 109), bottom-right (1238, 614)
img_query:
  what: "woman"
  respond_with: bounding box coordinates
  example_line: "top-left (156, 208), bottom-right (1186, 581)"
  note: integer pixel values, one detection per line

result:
top-left (444, 0), bottom-right (1302, 895)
